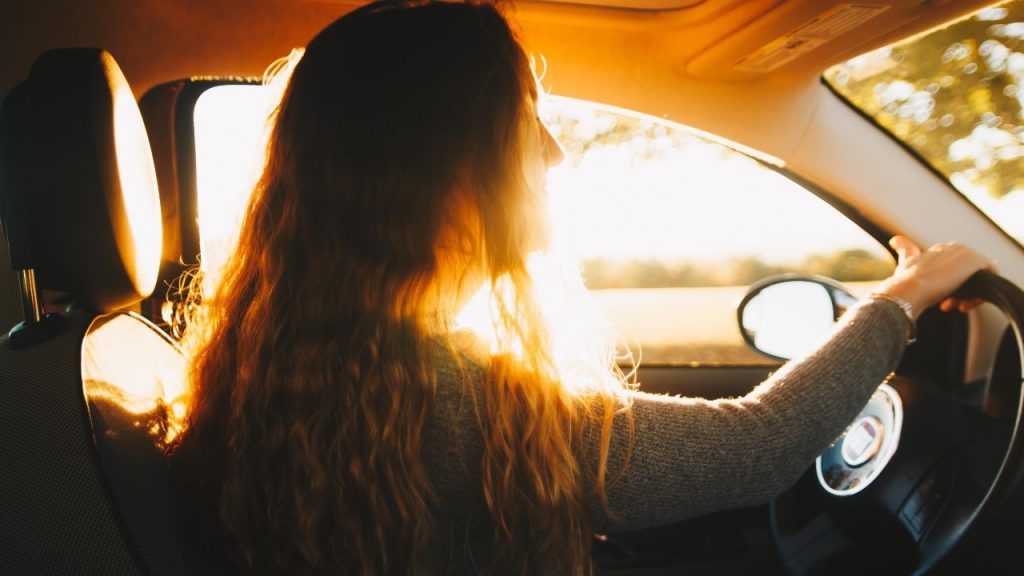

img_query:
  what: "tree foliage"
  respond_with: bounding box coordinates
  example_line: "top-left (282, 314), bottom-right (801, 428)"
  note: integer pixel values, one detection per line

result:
top-left (827, 2), bottom-right (1024, 199)
top-left (540, 102), bottom-right (743, 167)
top-left (581, 248), bottom-right (892, 289)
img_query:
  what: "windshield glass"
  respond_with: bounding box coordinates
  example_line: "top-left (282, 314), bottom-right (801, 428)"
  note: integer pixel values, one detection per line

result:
top-left (825, 1), bottom-right (1024, 242)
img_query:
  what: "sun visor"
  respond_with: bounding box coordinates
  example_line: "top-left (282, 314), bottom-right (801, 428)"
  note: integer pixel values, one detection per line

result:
top-left (0, 48), bottom-right (162, 312)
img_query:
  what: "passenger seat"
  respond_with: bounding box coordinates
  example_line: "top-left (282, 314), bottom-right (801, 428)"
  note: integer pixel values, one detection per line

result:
top-left (0, 48), bottom-right (191, 575)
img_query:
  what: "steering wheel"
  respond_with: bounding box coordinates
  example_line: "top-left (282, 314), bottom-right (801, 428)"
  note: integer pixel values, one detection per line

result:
top-left (769, 270), bottom-right (1024, 575)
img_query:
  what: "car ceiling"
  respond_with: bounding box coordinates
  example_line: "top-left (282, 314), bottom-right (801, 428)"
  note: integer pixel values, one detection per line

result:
top-left (1, 0), bottom-right (995, 161)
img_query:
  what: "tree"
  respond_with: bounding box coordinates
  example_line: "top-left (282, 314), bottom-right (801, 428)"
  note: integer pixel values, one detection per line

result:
top-left (828, 3), bottom-right (1024, 199)
top-left (580, 249), bottom-right (891, 289)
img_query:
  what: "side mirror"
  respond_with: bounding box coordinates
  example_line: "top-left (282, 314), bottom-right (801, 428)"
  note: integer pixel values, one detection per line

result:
top-left (737, 275), bottom-right (857, 361)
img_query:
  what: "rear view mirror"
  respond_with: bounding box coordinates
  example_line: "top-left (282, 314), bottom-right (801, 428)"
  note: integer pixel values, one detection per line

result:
top-left (737, 275), bottom-right (857, 361)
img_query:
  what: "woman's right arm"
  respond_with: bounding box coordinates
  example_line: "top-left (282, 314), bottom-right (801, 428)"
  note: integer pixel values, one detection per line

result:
top-left (586, 296), bottom-right (907, 530)
top-left (587, 237), bottom-right (995, 531)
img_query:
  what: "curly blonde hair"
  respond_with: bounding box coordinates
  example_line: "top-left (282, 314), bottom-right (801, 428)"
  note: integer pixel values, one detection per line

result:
top-left (169, 2), bottom-right (631, 574)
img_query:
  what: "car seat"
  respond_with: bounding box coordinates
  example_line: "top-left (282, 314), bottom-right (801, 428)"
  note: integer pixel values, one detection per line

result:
top-left (0, 48), bottom-right (191, 575)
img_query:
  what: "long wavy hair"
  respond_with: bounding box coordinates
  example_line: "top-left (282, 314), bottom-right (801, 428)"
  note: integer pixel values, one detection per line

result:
top-left (170, 1), bottom-right (631, 574)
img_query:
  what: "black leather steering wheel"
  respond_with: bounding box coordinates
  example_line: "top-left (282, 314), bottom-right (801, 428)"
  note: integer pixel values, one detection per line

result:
top-left (770, 270), bottom-right (1024, 575)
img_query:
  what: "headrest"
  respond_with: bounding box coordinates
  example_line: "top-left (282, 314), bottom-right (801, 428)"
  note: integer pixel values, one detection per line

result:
top-left (0, 48), bottom-right (161, 313)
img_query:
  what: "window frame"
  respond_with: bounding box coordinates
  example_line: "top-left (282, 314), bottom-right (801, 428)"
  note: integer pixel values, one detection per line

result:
top-left (143, 77), bottom-right (262, 269)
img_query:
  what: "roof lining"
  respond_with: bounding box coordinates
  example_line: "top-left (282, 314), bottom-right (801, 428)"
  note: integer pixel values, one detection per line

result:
top-left (537, 0), bottom-right (705, 10)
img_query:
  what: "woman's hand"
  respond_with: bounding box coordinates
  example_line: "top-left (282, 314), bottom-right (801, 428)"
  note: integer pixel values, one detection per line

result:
top-left (876, 236), bottom-right (997, 320)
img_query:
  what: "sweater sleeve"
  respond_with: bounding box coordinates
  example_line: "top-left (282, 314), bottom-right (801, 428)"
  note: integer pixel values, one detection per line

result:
top-left (587, 297), bottom-right (909, 531)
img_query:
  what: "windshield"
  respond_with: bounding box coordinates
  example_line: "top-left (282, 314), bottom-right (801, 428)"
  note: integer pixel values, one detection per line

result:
top-left (825, 1), bottom-right (1024, 242)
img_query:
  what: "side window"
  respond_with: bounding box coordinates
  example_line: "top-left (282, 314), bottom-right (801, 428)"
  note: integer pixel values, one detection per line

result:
top-left (191, 85), bottom-right (893, 366)
top-left (193, 83), bottom-right (274, 296)
top-left (540, 99), bottom-right (894, 365)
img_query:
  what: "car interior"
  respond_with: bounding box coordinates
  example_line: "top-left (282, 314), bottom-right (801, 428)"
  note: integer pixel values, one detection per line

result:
top-left (3, 0), bottom-right (1024, 574)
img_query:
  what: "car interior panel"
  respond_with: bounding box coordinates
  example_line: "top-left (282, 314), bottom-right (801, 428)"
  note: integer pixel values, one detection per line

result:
top-left (4, 1), bottom-right (1024, 574)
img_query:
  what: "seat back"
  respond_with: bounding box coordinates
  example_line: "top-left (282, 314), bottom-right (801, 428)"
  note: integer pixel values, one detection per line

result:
top-left (0, 308), bottom-right (147, 575)
top-left (0, 48), bottom-right (190, 575)
top-left (83, 312), bottom-right (191, 576)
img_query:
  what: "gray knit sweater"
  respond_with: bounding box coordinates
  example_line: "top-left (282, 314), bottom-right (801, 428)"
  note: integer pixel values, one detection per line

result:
top-left (422, 298), bottom-right (909, 570)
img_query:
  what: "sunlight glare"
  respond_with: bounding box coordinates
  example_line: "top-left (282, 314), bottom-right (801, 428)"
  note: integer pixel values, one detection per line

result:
top-left (194, 85), bottom-right (277, 294)
top-left (453, 249), bottom-right (623, 394)
top-left (113, 83), bottom-right (162, 292)
top-left (543, 108), bottom-right (882, 266)
top-left (82, 315), bottom-right (187, 443)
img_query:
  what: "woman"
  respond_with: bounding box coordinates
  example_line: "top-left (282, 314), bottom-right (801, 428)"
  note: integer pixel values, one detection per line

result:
top-left (168, 1), bottom-right (994, 574)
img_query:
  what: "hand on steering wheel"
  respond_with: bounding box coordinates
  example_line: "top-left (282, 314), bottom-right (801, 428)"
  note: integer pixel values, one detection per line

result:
top-left (879, 236), bottom-right (996, 318)
top-left (771, 268), bottom-right (1024, 575)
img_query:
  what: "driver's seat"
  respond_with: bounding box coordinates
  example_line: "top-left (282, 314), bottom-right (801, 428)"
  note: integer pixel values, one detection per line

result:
top-left (0, 48), bottom-right (191, 575)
